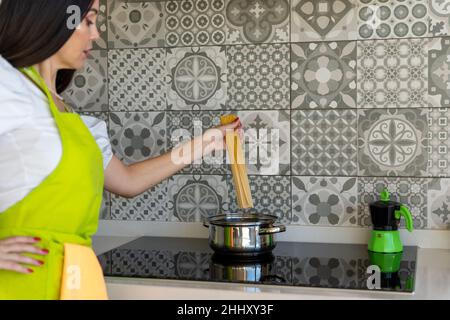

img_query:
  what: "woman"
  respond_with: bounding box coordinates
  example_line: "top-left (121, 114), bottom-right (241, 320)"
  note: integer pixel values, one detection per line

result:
top-left (0, 0), bottom-right (241, 299)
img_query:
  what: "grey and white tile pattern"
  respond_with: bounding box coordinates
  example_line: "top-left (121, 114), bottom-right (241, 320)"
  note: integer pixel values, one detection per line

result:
top-left (428, 108), bottom-right (450, 177)
top-left (228, 44), bottom-right (290, 110)
top-left (292, 177), bottom-right (358, 227)
top-left (168, 175), bottom-right (230, 222)
top-left (358, 109), bottom-right (428, 177)
top-left (93, 0), bottom-right (108, 50)
top-left (237, 111), bottom-right (290, 175)
top-left (109, 112), bottom-right (166, 165)
top-left (165, 0), bottom-right (227, 47)
top-left (428, 37), bottom-right (450, 109)
top-left (428, 178), bottom-right (450, 229)
top-left (62, 50), bottom-right (108, 112)
top-left (166, 46), bottom-right (227, 110)
top-left (111, 249), bottom-right (176, 277)
top-left (291, 0), bottom-right (358, 42)
top-left (108, 48), bottom-right (166, 111)
top-left (107, 0), bottom-right (165, 48)
top-left (357, 0), bottom-right (428, 39)
top-left (358, 177), bottom-right (428, 229)
top-left (292, 109), bottom-right (358, 176)
top-left (357, 38), bottom-right (428, 109)
top-left (227, 175), bottom-right (291, 223)
top-left (226, 0), bottom-right (290, 44)
top-left (291, 41), bottom-right (357, 109)
top-left (111, 181), bottom-right (169, 221)
top-left (429, 0), bottom-right (450, 36)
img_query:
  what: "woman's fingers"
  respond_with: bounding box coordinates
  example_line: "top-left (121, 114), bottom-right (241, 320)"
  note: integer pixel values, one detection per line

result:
top-left (2, 244), bottom-right (48, 256)
top-left (0, 236), bottom-right (40, 245)
top-left (0, 260), bottom-right (33, 274)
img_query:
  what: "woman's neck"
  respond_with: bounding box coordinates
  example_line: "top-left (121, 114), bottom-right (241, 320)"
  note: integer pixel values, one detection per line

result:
top-left (32, 58), bottom-right (59, 95)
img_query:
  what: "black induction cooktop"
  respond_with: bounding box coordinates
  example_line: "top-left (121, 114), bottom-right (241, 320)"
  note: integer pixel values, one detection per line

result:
top-left (97, 237), bottom-right (417, 294)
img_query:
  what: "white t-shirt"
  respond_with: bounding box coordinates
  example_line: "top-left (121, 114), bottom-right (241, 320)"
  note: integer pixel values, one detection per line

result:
top-left (0, 55), bottom-right (112, 213)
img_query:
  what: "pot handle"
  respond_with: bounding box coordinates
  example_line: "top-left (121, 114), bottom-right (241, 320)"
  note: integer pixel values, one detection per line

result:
top-left (259, 224), bottom-right (286, 235)
top-left (203, 219), bottom-right (210, 228)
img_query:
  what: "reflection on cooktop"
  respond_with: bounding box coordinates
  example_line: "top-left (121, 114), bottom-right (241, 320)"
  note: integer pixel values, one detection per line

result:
top-left (97, 237), bottom-right (417, 293)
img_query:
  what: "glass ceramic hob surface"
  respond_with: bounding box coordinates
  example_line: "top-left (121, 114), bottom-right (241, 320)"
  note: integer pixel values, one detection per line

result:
top-left (98, 237), bottom-right (417, 293)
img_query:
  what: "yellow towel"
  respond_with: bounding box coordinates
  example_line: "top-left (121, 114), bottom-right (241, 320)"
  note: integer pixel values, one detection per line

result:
top-left (60, 243), bottom-right (108, 300)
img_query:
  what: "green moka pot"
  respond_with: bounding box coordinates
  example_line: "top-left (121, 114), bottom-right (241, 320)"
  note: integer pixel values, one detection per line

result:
top-left (368, 189), bottom-right (414, 253)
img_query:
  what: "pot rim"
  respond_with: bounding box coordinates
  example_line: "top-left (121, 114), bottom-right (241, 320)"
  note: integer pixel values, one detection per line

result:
top-left (205, 213), bottom-right (279, 227)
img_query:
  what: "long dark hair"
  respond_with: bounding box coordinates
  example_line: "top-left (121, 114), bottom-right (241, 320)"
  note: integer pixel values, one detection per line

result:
top-left (0, 0), bottom-right (95, 93)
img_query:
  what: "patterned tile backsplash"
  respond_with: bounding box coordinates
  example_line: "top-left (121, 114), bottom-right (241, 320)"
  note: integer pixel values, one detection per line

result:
top-left (67, 0), bottom-right (450, 230)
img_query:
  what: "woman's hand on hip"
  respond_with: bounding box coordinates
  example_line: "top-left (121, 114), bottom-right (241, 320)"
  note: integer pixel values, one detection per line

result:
top-left (0, 236), bottom-right (49, 274)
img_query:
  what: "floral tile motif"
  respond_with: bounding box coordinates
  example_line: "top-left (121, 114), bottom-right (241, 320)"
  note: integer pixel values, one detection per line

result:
top-left (428, 37), bottom-right (450, 109)
top-left (93, 0), bottom-right (108, 49)
top-left (111, 181), bottom-right (169, 221)
top-left (291, 41), bottom-right (357, 109)
top-left (111, 249), bottom-right (176, 277)
top-left (292, 257), bottom-right (357, 288)
top-left (62, 50), bottom-right (108, 112)
top-left (428, 108), bottom-right (450, 177)
top-left (292, 109), bottom-right (358, 176)
top-left (358, 109), bottom-right (428, 176)
top-left (428, 178), bottom-right (450, 229)
top-left (166, 47), bottom-right (227, 110)
top-left (109, 112), bottom-right (166, 165)
top-left (168, 175), bottom-right (230, 222)
top-left (107, 0), bottom-right (165, 48)
top-left (357, 0), bottom-right (428, 39)
top-left (175, 252), bottom-right (211, 280)
top-left (291, 0), bottom-right (358, 42)
top-left (429, 0), bottom-right (450, 36)
top-left (236, 111), bottom-right (290, 175)
top-left (166, 111), bottom-right (227, 174)
top-left (108, 48), bottom-right (166, 111)
top-left (165, 0), bottom-right (227, 47)
top-left (291, 177), bottom-right (358, 227)
top-left (358, 177), bottom-right (428, 229)
top-left (228, 44), bottom-right (290, 110)
top-left (357, 38), bottom-right (428, 109)
top-left (227, 175), bottom-right (291, 224)
top-left (226, 0), bottom-right (290, 44)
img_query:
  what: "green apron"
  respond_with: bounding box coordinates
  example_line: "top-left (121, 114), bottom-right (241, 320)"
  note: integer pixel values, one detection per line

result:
top-left (0, 66), bottom-right (104, 300)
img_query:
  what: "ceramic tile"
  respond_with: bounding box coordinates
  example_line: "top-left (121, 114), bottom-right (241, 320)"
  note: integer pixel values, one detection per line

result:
top-left (94, 0), bottom-right (108, 49)
top-left (291, 176), bottom-right (358, 226)
top-left (291, 41), bottom-right (357, 109)
top-left (175, 252), bottom-right (211, 280)
top-left (357, 38), bottom-right (428, 109)
top-left (111, 180), bottom-right (169, 221)
top-left (228, 44), bottom-right (290, 110)
top-left (166, 111), bottom-right (227, 174)
top-left (358, 177), bottom-right (428, 229)
top-left (62, 50), bottom-right (108, 112)
top-left (165, 0), bottom-right (227, 47)
top-left (291, 0), bottom-right (358, 42)
top-left (101, 190), bottom-right (111, 220)
top-left (428, 108), bottom-right (450, 177)
top-left (108, 48), bottom-right (166, 111)
top-left (107, 0), bottom-right (165, 48)
top-left (226, 0), bottom-right (290, 44)
top-left (428, 37), bottom-right (450, 109)
top-left (357, 0), bottom-right (428, 39)
top-left (111, 249), bottom-right (176, 277)
top-left (292, 109), bottom-right (358, 176)
top-left (358, 109), bottom-right (428, 177)
top-left (167, 175), bottom-right (230, 222)
top-left (227, 175), bottom-right (292, 224)
top-left (237, 111), bottom-right (290, 175)
top-left (428, 178), bottom-right (450, 229)
top-left (166, 46), bottom-right (227, 110)
top-left (429, 0), bottom-right (450, 36)
top-left (292, 257), bottom-right (357, 288)
top-left (109, 112), bottom-right (166, 165)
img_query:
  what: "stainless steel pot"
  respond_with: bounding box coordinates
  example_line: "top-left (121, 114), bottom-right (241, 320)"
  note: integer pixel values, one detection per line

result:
top-left (203, 213), bottom-right (286, 256)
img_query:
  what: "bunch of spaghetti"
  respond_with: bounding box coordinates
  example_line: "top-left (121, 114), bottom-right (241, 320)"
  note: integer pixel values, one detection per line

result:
top-left (220, 115), bottom-right (253, 209)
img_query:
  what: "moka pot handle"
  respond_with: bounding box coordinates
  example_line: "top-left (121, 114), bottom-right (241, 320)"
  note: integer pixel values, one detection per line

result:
top-left (395, 205), bottom-right (414, 232)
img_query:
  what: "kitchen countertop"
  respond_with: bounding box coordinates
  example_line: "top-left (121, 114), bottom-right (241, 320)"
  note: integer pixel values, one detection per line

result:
top-left (92, 236), bottom-right (450, 300)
